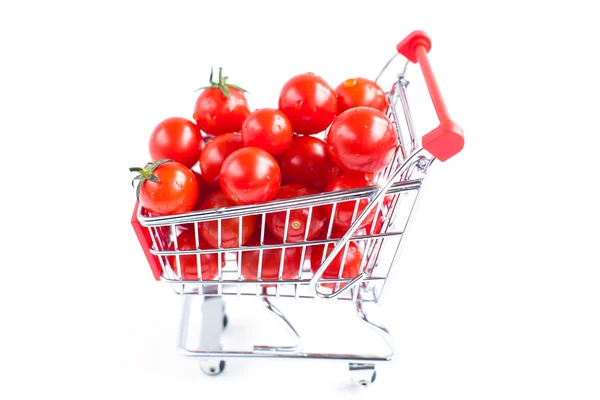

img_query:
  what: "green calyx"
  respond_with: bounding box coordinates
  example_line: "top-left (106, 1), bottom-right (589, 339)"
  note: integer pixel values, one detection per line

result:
top-left (129, 159), bottom-right (173, 200)
top-left (194, 67), bottom-right (248, 99)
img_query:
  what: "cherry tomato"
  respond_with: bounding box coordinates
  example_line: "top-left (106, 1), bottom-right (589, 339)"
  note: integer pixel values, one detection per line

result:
top-left (178, 171), bottom-right (215, 230)
top-left (341, 213), bottom-right (386, 237)
top-left (220, 147), bottom-right (281, 204)
top-left (324, 174), bottom-right (376, 231)
top-left (241, 108), bottom-right (293, 156)
top-left (310, 239), bottom-right (362, 289)
top-left (148, 117), bottom-right (203, 168)
top-left (265, 184), bottom-right (326, 242)
top-left (131, 160), bottom-right (198, 215)
top-left (199, 191), bottom-right (257, 248)
top-left (193, 68), bottom-right (250, 136)
top-left (277, 136), bottom-right (339, 192)
top-left (239, 231), bottom-right (304, 281)
top-left (327, 107), bottom-right (398, 174)
top-left (199, 133), bottom-right (243, 186)
top-left (168, 229), bottom-right (224, 280)
top-left (278, 73), bottom-right (336, 135)
top-left (335, 78), bottom-right (388, 114)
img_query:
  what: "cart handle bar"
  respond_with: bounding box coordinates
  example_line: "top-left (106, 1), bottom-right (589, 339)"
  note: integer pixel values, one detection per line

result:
top-left (396, 30), bottom-right (464, 162)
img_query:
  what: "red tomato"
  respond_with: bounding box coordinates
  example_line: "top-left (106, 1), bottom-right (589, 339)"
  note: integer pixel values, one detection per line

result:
top-left (265, 184), bottom-right (326, 242)
top-left (324, 174), bottom-right (376, 231)
top-left (278, 73), bottom-right (337, 135)
top-left (131, 160), bottom-right (198, 215)
top-left (168, 229), bottom-right (224, 280)
top-left (178, 171), bottom-right (215, 231)
top-left (327, 107), bottom-right (399, 174)
top-left (310, 239), bottom-right (362, 289)
top-left (335, 78), bottom-right (388, 114)
top-left (148, 117), bottom-right (203, 168)
top-left (192, 170), bottom-right (213, 207)
top-left (199, 133), bottom-right (243, 186)
top-left (220, 147), bottom-right (281, 204)
top-left (241, 108), bottom-right (293, 156)
top-left (199, 191), bottom-right (257, 248)
top-left (193, 68), bottom-right (250, 136)
top-left (342, 213), bottom-right (386, 237)
top-left (277, 136), bottom-right (339, 192)
top-left (239, 231), bottom-right (304, 280)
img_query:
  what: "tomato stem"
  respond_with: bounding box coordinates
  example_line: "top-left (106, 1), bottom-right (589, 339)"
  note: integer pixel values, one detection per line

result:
top-left (194, 67), bottom-right (249, 97)
top-left (129, 159), bottom-right (173, 200)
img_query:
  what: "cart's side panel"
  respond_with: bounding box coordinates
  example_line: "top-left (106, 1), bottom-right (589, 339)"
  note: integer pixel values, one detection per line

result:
top-left (131, 202), bottom-right (162, 280)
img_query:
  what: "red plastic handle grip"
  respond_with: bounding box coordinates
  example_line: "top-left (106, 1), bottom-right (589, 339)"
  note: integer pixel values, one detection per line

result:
top-left (396, 31), bottom-right (464, 161)
top-left (131, 202), bottom-right (163, 281)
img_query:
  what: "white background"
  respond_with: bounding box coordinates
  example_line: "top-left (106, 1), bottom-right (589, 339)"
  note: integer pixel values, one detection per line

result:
top-left (1, 0), bottom-right (599, 398)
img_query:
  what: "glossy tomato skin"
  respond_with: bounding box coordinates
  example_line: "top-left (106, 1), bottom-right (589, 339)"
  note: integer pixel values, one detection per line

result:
top-left (339, 213), bottom-right (385, 237)
top-left (278, 73), bottom-right (337, 135)
top-left (239, 231), bottom-right (303, 281)
top-left (327, 107), bottom-right (399, 174)
top-left (241, 108), bottom-right (293, 156)
top-left (265, 184), bottom-right (326, 242)
top-left (310, 239), bottom-right (362, 289)
top-left (199, 133), bottom-right (243, 185)
top-left (149, 117), bottom-right (203, 168)
top-left (178, 171), bottom-right (215, 230)
top-left (168, 230), bottom-right (223, 280)
top-left (193, 87), bottom-right (250, 136)
top-left (139, 162), bottom-right (198, 215)
top-left (277, 136), bottom-right (339, 192)
top-left (198, 191), bottom-right (257, 248)
top-left (324, 174), bottom-right (376, 231)
top-left (335, 78), bottom-right (388, 114)
top-left (220, 147), bottom-right (281, 204)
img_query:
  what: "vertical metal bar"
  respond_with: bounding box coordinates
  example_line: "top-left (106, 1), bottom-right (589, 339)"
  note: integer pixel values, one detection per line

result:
top-left (388, 88), bottom-right (407, 163)
top-left (256, 215), bottom-right (266, 296)
top-left (237, 216), bottom-right (243, 296)
top-left (194, 221), bottom-right (203, 283)
top-left (172, 224), bottom-right (182, 281)
top-left (217, 219), bottom-right (222, 295)
top-left (149, 226), bottom-right (169, 278)
top-left (397, 81), bottom-right (419, 152)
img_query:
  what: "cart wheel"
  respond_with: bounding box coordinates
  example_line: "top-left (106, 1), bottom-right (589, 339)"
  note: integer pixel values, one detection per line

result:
top-left (348, 363), bottom-right (376, 387)
top-left (200, 360), bottom-right (226, 376)
top-left (222, 314), bottom-right (228, 329)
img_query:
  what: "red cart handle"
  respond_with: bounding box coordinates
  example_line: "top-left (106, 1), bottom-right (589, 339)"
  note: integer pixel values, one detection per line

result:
top-left (396, 31), bottom-right (464, 161)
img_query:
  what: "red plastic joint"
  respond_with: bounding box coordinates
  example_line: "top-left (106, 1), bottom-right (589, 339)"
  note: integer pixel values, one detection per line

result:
top-left (396, 30), bottom-right (432, 63)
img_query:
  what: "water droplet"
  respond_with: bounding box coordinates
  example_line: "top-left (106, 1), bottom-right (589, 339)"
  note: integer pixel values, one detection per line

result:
top-left (243, 189), bottom-right (250, 193)
top-left (295, 100), bottom-right (303, 110)
top-left (343, 79), bottom-right (357, 88)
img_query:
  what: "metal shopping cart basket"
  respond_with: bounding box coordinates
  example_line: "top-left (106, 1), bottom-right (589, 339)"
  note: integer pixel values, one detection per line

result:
top-left (131, 31), bottom-right (464, 387)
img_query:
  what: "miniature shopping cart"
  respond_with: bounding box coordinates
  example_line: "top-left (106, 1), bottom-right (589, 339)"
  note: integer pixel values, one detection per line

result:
top-left (131, 31), bottom-right (464, 387)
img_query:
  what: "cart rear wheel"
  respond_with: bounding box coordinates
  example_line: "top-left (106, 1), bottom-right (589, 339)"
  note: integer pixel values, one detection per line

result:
top-left (223, 314), bottom-right (228, 329)
top-left (200, 360), bottom-right (226, 376)
top-left (349, 363), bottom-right (376, 387)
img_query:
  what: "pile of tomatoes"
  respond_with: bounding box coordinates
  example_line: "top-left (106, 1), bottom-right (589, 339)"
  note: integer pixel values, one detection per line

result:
top-left (131, 68), bottom-right (398, 284)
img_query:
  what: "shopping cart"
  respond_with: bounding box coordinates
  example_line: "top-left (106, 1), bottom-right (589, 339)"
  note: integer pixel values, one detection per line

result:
top-left (131, 30), bottom-right (463, 386)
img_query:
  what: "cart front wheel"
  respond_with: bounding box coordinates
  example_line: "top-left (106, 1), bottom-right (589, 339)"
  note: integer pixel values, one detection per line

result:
top-left (200, 360), bottom-right (226, 376)
top-left (349, 363), bottom-right (376, 387)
